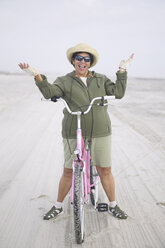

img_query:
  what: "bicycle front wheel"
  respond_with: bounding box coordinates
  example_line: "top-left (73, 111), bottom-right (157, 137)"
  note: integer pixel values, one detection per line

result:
top-left (73, 162), bottom-right (85, 244)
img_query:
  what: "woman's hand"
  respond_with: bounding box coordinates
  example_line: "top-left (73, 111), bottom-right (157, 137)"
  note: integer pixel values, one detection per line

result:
top-left (119, 53), bottom-right (134, 72)
top-left (18, 62), bottom-right (39, 76)
top-left (18, 62), bottom-right (43, 82)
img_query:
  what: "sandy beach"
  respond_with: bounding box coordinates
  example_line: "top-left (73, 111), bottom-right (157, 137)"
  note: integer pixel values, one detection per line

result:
top-left (0, 73), bottom-right (165, 248)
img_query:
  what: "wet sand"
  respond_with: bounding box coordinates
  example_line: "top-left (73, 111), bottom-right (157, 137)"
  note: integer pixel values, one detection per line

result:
top-left (0, 74), bottom-right (165, 248)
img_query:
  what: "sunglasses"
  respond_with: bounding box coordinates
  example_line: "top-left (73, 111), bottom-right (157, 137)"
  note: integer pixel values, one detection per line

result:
top-left (75, 55), bottom-right (91, 62)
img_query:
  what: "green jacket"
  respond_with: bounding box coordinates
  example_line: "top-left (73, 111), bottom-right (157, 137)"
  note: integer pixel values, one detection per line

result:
top-left (35, 70), bottom-right (127, 138)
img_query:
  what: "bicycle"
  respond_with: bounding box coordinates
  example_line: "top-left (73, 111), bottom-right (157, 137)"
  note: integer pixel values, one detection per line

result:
top-left (43, 95), bottom-right (115, 244)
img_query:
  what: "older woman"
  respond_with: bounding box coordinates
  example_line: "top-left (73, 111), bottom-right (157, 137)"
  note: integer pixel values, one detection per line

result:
top-left (19, 43), bottom-right (134, 220)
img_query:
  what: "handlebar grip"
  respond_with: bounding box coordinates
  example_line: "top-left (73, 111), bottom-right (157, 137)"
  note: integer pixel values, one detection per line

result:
top-left (99, 96), bottom-right (115, 106)
top-left (51, 96), bottom-right (61, 102)
top-left (104, 96), bottom-right (115, 100)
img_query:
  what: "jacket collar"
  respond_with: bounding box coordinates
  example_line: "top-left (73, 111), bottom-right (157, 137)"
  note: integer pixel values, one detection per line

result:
top-left (67, 70), bottom-right (102, 79)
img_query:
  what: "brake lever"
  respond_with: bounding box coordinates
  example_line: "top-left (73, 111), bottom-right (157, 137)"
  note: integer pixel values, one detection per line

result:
top-left (51, 96), bottom-right (61, 102)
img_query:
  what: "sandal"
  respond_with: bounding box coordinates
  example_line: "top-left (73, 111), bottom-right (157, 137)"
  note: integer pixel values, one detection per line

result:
top-left (43, 206), bottom-right (64, 220)
top-left (109, 205), bottom-right (128, 219)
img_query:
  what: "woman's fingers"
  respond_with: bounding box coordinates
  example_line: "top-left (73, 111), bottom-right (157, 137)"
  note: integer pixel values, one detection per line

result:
top-left (18, 63), bottom-right (23, 69)
top-left (130, 53), bottom-right (134, 60)
top-left (23, 63), bottom-right (29, 68)
top-left (18, 62), bottom-right (29, 69)
top-left (18, 63), bottom-right (24, 69)
top-left (125, 53), bottom-right (134, 65)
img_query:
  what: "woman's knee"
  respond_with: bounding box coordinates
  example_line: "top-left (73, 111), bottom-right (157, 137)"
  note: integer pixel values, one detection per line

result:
top-left (96, 166), bottom-right (111, 177)
top-left (63, 168), bottom-right (73, 178)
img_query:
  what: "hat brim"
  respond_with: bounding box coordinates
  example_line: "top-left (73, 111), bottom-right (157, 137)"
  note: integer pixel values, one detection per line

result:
top-left (66, 43), bottom-right (99, 68)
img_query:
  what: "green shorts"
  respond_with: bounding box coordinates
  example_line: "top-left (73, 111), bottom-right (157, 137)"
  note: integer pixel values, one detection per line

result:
top-left (63, 135), bottom-right (112, 169)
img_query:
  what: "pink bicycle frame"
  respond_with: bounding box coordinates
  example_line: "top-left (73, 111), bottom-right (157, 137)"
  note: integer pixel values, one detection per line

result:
top-left (71, 126), bottom-right (99, 204)
top-left (71, 127), bottom-right (89, 203)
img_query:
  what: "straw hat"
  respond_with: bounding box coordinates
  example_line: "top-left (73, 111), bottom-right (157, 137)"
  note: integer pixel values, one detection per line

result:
top-left (66, 43), bottom-right (99, 67)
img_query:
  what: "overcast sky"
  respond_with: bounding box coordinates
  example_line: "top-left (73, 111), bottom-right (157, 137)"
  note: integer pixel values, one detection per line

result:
top-left (1, 0), bottom-right (165, 78)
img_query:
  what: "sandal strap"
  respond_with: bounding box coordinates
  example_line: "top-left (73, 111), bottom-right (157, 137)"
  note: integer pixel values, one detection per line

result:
top-left (109, 205), bottom-right (128, 219)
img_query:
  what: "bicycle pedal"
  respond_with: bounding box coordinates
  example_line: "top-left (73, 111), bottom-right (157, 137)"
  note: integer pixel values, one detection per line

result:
top-left (97, 203), bottom-right (108, 212)
top-left (91, 186), bottom-right (95, 190)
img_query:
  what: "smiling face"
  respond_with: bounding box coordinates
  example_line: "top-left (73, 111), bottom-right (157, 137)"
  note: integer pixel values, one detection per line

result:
top-left (72, 52), bottom-right (91, 77)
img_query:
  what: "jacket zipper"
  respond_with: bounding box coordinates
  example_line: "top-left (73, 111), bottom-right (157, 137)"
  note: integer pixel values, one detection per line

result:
top-left (71, 75), bottom-right (94, 139)
top-left (86, 77), bottom-right (94, 139)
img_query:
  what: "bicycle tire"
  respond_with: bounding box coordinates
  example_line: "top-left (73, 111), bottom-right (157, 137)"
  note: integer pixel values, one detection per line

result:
top-left (90, 165), bottom-right (98, 208)
top-left (73, 162), bottom-right (85, 244)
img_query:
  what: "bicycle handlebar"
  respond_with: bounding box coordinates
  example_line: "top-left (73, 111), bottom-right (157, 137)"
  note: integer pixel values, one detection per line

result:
top-left (48, 95), bottom-right (115, 115)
